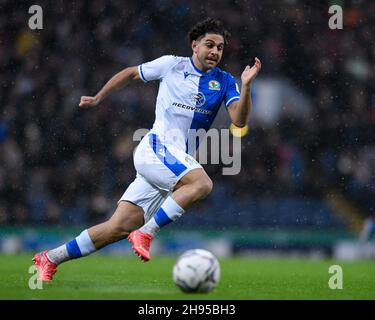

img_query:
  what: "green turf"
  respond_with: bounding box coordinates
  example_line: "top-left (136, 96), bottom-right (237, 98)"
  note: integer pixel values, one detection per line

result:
top-left (0, 254), bottom-right (374, 299)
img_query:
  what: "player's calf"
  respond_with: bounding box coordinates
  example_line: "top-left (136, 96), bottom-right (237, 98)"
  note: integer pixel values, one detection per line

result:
top-left (172, 169), bottom-right (213, 207)
top-left (190, 176), bottom-right (213, 201)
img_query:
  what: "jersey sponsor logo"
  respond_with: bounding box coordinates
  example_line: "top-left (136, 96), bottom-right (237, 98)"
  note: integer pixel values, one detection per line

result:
top-left (172, 102), bottom-right (212, 115)
top-left (190, 92), bottom-right (206, 107)
top-left (208, 80), bottom-right (221, 90)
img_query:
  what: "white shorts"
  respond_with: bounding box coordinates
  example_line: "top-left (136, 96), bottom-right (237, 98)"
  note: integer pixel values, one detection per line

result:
top-left (119, 133), bottom-right (202, 222)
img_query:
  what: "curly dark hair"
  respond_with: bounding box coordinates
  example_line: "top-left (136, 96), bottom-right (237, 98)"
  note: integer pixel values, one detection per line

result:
top-left (188, 18), bottom-right (230, 44)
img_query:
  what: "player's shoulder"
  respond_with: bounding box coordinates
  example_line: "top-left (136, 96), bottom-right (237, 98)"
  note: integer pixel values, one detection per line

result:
top-left (158, 55), bottom-right (187, 64)
top-left (162, 56), bottom-right (194, 74)
top-left (213, 66), bottom-right (237, 83)
top-left (156, 55), bottom-right (189, 70)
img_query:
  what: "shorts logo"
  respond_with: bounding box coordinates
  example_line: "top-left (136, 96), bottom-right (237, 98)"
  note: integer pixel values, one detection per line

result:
top-left (191, 92), bottom-right (206, 107)
top-left (208, 80), bottom-right (221, 90)
top-left (158, 147), bottom-right (165, 157)
top-left (185, 155), bottom-right (196, 166)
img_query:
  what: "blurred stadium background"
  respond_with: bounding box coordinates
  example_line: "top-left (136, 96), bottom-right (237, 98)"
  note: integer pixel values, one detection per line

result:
top-left (0, 0), bottom-right (374, 261)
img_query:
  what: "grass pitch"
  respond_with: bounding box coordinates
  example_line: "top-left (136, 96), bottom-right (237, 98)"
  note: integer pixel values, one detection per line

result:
top-left (0, 254), bottom-right (374, 299)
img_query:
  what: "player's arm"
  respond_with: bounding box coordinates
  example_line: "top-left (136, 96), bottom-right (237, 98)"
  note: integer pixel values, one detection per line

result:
top-left (79, 66), bottom-right (140, 108)
top-left (227, 57), bottom-right (261, 128)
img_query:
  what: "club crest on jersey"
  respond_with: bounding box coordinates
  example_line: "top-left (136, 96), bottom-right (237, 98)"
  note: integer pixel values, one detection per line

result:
top-left (190, 92), bottom-right (206, 106)
top-left (208, 80), bottom-right (221, 90)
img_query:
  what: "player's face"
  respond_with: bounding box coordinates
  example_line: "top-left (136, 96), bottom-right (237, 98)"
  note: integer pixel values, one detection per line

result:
top-left (192, 34), bottom-right (224, 71)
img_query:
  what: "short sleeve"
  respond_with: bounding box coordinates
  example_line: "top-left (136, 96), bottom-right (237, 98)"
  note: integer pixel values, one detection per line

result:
top-left (224, 74), bottom-right (241, 107)
top-left (138, 55), bottom-right (178, 82)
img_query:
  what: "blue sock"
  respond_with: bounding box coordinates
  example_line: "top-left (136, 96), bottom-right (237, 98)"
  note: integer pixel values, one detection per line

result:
top-left (66, 229), bottom-right (96, 259)
top-left (140, 197), bottom-right (185, 236)
top-left (47, 229), bottom-right (96, 264)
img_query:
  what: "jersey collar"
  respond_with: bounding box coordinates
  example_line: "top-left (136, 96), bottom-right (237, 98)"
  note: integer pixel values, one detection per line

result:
top-left (189, 57), bottom-right (216, 76)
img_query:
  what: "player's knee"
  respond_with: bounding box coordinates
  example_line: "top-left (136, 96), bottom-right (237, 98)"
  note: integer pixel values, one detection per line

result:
top-left (194, 176), bottom-right (213, 199)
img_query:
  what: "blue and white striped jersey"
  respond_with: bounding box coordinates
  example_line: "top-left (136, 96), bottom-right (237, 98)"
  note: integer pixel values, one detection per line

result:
top-left (138, 55), bottom-right (240, 154)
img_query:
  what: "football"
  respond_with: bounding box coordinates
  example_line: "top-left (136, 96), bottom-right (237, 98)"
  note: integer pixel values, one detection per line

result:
top-left (172, 249), bottom-right (220, 293)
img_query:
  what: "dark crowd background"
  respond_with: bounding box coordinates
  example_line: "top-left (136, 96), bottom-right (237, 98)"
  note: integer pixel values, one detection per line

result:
top-left (0, 0), bottom-right (374, 236)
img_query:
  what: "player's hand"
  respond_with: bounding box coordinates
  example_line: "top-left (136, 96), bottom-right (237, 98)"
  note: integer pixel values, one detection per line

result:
top-left (241, 57), bottom-right (261, 86)
top-left (79, 96), bottom-right (100, 108)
